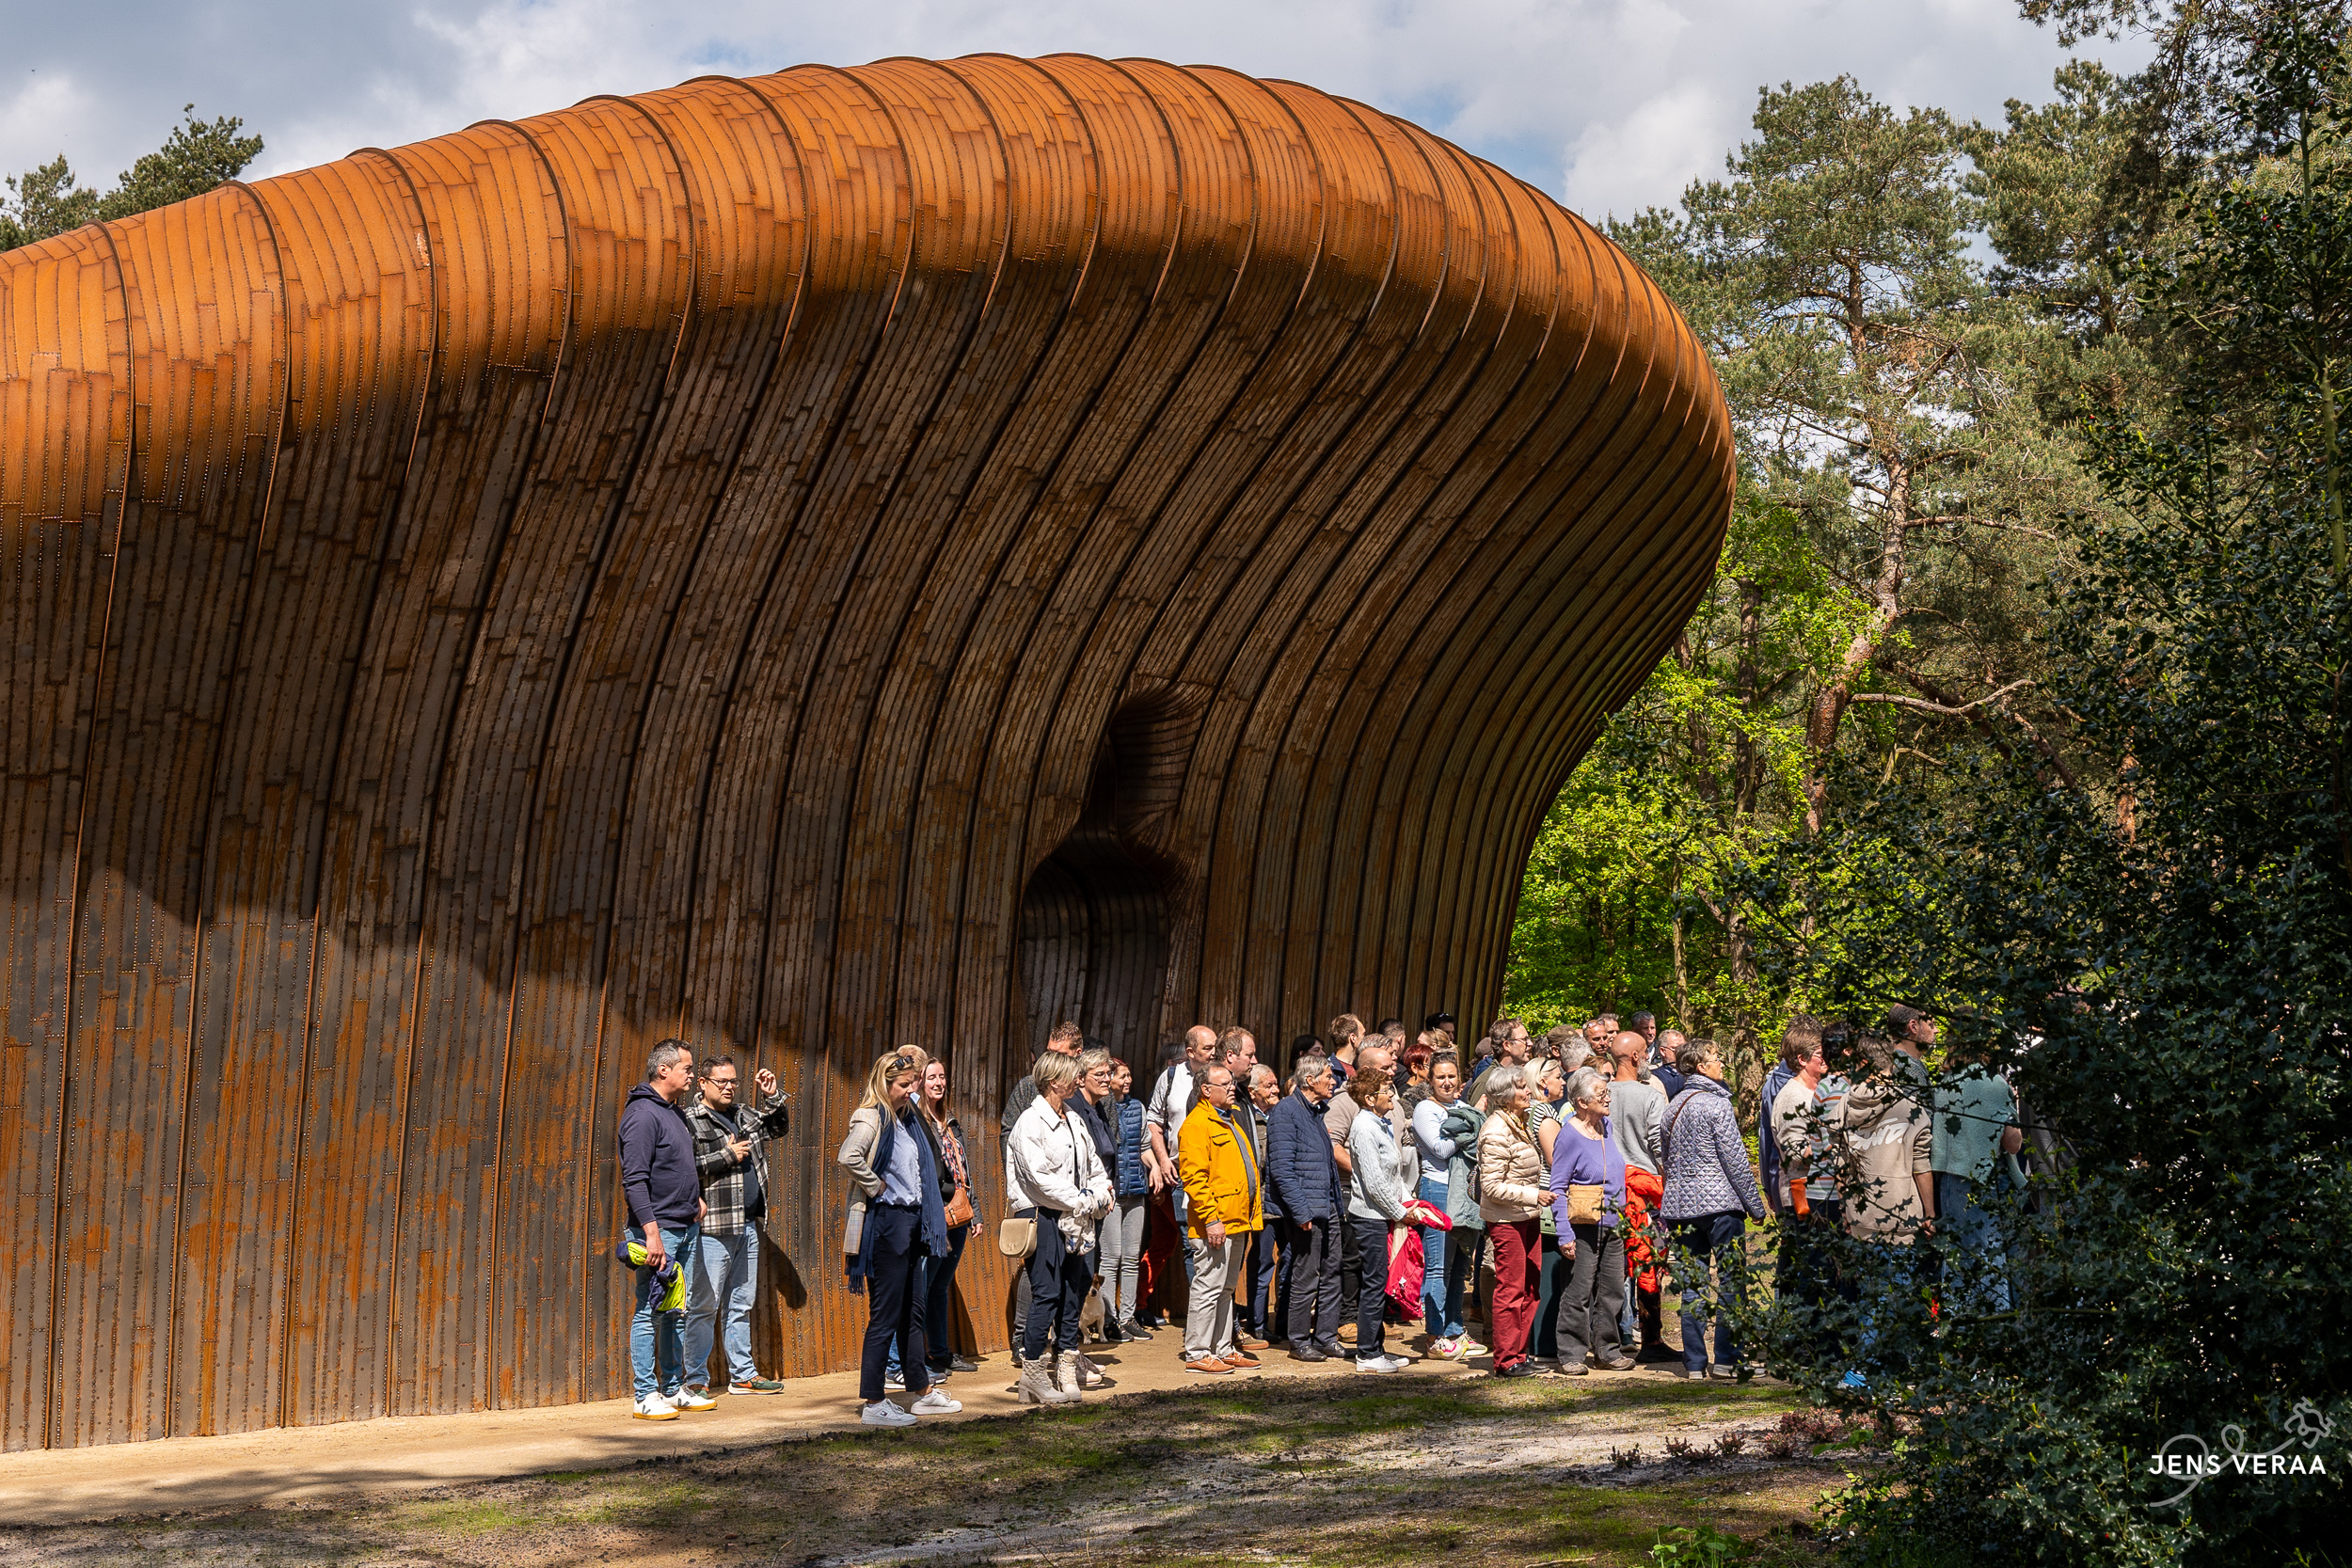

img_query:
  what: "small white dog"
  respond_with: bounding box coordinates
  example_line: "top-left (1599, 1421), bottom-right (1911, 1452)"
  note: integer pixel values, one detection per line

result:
top-left (1079, 1282), bottom-right (1108, 1342)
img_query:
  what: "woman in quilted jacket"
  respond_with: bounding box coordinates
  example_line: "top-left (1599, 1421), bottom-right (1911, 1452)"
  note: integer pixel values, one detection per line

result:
top-left (1660, 1037), bottom-right (1767, 1381)
top-left (1102, 1058), bottom-right (1153, 1339)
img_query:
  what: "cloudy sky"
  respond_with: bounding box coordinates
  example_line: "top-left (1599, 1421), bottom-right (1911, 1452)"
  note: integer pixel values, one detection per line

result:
top-left (4, 0), bottom-right (2144, 225)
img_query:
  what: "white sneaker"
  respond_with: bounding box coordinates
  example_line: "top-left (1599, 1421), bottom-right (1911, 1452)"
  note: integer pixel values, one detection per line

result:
top-left (883, 1372), bottom-right (907, 1391)
top-left (1355, 1354), bottom-right (1403, 1373)
top-left (910, 1387), bottom-right (961, 1415)
top-left (669, 1386), bottom-right (717, 1411)
top-left (860, 1399), bottom-right (917, 1427)
top-left (632, 1393), bottom-right (679, 1421)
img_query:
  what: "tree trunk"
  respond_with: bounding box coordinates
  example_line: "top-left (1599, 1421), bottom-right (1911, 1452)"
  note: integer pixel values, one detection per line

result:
top-left (1669, 857), bottom-right (1691, 1027)
top-left (1802, 452), bottom-right (1911, 834)
top-left (1733, 578), bottom-right (1764, 817)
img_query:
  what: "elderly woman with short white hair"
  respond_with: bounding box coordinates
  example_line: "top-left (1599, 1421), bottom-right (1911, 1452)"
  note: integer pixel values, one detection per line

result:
top-left (1549, 1066), bottom-right (1634, 1373)
top-left (1474, 1062), bottom-right (1551, 1378)
top-left (1008, 1051), bottom-right (1113, 1404)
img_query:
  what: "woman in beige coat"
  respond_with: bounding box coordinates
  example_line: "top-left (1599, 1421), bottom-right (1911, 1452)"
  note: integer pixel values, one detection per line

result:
top-left (1476, 1064), bottom-right (1550, 1378)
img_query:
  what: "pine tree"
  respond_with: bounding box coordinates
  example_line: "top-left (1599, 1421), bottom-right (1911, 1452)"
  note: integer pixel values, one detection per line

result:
top-left (0, 105), bottom-right (262, 253)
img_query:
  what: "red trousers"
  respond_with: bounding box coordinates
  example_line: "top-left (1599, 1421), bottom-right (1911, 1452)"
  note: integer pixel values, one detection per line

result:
top-left (1488, 1219), bottom-right (1542, 1370)
top-left (1139, 1190), bottom-right (1180, 1314)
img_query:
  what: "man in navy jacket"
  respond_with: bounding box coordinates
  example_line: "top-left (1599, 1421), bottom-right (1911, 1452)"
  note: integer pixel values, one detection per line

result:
top-left (1266, 1057), bottom-right (1345, 1360)
top-left (619, 1039), bottom-right (707, 1419)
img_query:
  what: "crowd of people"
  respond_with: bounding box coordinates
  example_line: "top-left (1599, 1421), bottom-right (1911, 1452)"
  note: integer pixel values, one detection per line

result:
top-left (610, 1004), bottom-right (2025, 1428)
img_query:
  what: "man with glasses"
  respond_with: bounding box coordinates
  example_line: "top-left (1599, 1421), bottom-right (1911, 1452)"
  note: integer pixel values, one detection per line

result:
top-left (1177, 1064), bottom-right (1264, 1373)
top-left (1468, 1020), bottom-right (1533, 1110)
top-left (1239, 1063), bottom-right (1283, 1347)
top-left (681, 1053), bottom-right (791, 1401)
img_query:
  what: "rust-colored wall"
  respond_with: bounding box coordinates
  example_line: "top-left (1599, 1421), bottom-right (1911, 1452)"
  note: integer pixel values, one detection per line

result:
top-left (0, 55), bottom-right (1731, 1449)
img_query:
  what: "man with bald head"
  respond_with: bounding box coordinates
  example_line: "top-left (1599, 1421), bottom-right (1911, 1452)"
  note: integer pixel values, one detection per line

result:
top-left (1148, 1025), bottom-right (1220, 1192)
top-left (1610, 1030), bottom-right (1673, 1360)
top-left (1148, 1024), bottom-right (1222, 1288)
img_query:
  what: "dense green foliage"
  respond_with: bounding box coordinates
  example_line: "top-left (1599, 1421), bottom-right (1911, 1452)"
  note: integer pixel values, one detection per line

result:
top-left (0, 106), bottom-right (262, 253)
top-left (1510, 2), bottom-right (2352, 1562)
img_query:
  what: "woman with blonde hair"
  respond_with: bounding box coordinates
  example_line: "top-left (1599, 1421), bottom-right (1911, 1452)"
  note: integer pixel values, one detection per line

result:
top-left (838, 1048), bottom-right (956, 1427)
top-left (1476, 1063), bottom-right (1551, 1378)
top-left (1008, 1050), bottom-right (1113, 1404)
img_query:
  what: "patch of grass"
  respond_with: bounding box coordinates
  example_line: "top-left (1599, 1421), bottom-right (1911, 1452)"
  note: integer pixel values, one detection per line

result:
top-left (8, 1373), bottom-right (1837, 1568)
top-left (387, 1497), bottom-right (542, 1535)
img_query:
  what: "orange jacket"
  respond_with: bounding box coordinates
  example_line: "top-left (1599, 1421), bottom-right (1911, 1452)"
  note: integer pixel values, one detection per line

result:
top-left (1178, 1100), bottom-right (1264, 1236)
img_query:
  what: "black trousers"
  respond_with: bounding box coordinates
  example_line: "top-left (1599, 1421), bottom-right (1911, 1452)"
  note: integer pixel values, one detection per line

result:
top-left (1022, 1207), bottom-right (1090, 1360)
top-left (1777, 1199), bottom-right (1847, 1363)
top-left (859, 1205), bottom-right (930, 1402)
top-left (1338, 1207), bottom-right (1362, 1324)
top-left (1350, 1216), bottom-right (1391, 1357)
top-left (1554, 1222), bottom-right (1626, 1365)
top-left (1279, 1215), bottom-right (1343, 1347)
top-left (1244, 1224), bottom-right (1277, 1337)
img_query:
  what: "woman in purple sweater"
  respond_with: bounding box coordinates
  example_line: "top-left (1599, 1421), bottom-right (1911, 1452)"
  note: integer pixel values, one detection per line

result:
top-left (1548, 1067), bottom-right (1635, 1373)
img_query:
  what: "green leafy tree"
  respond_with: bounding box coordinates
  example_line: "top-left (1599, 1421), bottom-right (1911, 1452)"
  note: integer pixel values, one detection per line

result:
top-left (1731, 10), bottom-right (2352, 1562)
top-left (1506, 489), bottom-right (1843, 1095)
top-left (1615, 77), bottom-right (2090, 835)
top-left (1509, 78), bottom-right (2102, 1093)
top-left (0, 105), bottom-right (262, 253)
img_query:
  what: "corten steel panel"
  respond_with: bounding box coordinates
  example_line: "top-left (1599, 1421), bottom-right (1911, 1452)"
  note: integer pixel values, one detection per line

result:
top-left (0, 54), bottom-right (1731, 1449)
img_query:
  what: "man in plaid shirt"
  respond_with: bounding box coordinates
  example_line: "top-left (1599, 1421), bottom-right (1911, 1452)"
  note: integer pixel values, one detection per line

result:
top-left (683, 1055), bottom-right (790, 1397)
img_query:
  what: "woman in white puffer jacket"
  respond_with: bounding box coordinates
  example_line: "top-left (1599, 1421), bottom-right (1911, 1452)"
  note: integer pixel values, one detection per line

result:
top-left (1008, 1052), bottom-right (1112, 1404)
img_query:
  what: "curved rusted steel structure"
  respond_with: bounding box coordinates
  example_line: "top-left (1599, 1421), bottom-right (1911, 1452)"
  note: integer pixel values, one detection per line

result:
top-left (0, 55), bottom-right (1730, 1448)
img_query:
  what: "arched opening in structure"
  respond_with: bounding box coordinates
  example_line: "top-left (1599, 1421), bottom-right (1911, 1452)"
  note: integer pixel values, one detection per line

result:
top-left (1009, 705), bottom-right (1190, 1091)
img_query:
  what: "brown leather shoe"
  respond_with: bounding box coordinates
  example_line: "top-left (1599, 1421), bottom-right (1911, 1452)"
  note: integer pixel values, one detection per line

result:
top-left (1219, 1349), bottom-right (1262, 1369)
top-left (1237, 1335), bottom-right (1270, 1351)
top-left (1183, 1355), bottom-right (1233, 1375)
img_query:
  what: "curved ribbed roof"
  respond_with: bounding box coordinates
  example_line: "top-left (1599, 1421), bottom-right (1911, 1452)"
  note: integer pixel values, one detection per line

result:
top-left (0, 55), bottom-right (1730, 1447)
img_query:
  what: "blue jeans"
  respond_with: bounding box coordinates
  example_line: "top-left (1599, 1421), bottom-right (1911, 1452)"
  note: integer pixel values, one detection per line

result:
top-left (683, 1225), bottom-right (758, 1390)
top-left (1934, 1171), bottom-right (2011, 1313)
top-left (628, 1220), bottom-right (700, 1402)
top-left (1416, 1177), bottom-right (1466, 1338)
top-left (1673, 1212), bottom-right (1745, 1373)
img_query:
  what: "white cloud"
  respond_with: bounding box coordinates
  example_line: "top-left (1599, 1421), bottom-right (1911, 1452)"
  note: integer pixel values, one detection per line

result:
top-left (1, 0), bottom-right (2146, 229)
top-left (1564, 81), bottom-right (1728, 222)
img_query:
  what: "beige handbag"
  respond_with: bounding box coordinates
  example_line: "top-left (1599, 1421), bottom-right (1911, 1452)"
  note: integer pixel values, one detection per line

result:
top-left (997, 1215), bottom-right (1036, 1258)
top-left (1565, 1182), bottom-right (1606, 1226)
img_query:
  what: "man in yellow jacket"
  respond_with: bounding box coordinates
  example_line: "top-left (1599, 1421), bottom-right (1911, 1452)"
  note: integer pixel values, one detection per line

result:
top-left (1178, 1065), bottom-right (1263, 1373)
